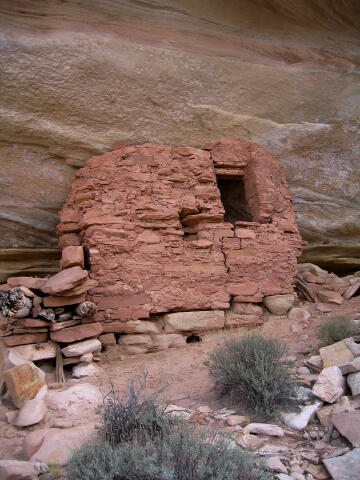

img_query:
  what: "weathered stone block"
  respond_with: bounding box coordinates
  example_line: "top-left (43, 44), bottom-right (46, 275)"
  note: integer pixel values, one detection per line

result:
top-left (60, 245), bottom-right (84, 269)
top-left (163, 310), bottom-right (224, 333)
top-left (50, 322), bottom-right (102, 343)
top-left (41, 266), bottom-right (88, 295)
top-left (61, 338), bottom-right (101, 357)
top-left (2, 333), bottom-right (48, 347)
top-left (4, 363), bottom-right (46, 408)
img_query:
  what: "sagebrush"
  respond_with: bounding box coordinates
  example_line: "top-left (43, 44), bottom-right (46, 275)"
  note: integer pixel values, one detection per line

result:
top-left (318, 317), bottom-right (357, 346)
top-left (97, 371), bottom-right (175, 445)
top-left (206, 333), bottom-right (298, 418)
top-left (67, 371), bottom-right (273, 480)
top-left (66, 427), bottom-right (272, 480)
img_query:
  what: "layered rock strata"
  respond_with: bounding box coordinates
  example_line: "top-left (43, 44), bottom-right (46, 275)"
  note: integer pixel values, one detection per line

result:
top-left (56, 137), bottom-right (303, 346)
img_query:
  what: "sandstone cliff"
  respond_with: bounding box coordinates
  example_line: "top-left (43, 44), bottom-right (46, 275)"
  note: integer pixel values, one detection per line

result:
top-left (0, 0), bottom-right (359, 278)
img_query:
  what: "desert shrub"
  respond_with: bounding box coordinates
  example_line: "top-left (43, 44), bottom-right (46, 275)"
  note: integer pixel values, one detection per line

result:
top-left (318, 317), bottom-right (357, 346)
top-left (206, 333), bottom-right (298, 418)
top-left (66, 427), bottom-right (273, 480)
top-left (97, 371), bottom-right (176, 445)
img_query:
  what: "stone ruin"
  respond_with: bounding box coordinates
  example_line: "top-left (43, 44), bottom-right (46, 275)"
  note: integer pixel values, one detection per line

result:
top-left (53, 137), bottom-right (303, 354)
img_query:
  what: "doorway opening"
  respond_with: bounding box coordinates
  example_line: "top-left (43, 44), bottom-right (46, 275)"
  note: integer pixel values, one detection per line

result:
top-left (216, 177), bottom-right (252, 224)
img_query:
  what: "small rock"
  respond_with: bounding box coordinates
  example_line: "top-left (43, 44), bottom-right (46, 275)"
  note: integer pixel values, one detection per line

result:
top-left (263, 294), bottom-right (295, 315)
top-left (38, 309), bottom-right (55, 322)
top-left (72, 362), bottom-right (100, 378)
top-left (237, 433), bottom-right (265, 449)
top-left (5, 410), bottom-right (18, 424)
top-left (288, 308), bottom-right (311, 322)
top-left (312, 366), bottom-right (345, 404)
top-left (196, 405), bottom-right (212, 414)
top-left (338, 357), bottom-right (360, 375)
top-left (245, 423), bottom-right (284, 436)
top-left (281, 401), bottom-right (322, 431)
top-left (30, 423), bottom-right (96, 466)
top-left (301, 452), bottom-right (319, 465)
top-left (305, 356), bottom-right (323, 372)
top-left (276, 475), bottom-right (293, 480)
top-left (317, 290), bottom-right (343, 305)
top-left (226, 415), bottom-right (250, 427)
top-left (41, 266), bottom-right (88, 295)
top-left (295, 386), bottom-right (314, 402)
top-left (316, 304), bottom-right (332, 313)
top-left (266, 456), bottom-right (288, 474)
top-left (79, 353), bottom-right (93, 363)
top-left (164, 404), bottom-right (192, 419)
top-left (52, 420), bottom-right (73, 428)
top-left (344, 337), bottom-right (360, 357)
top-left (290, 473), bottom-right (306, 480)
top-left (298, 367), bottom-right (311, 375)
top-left (347, 371), bottom-right (360, 396)
top-left (0, 460), bottom-right (48, 479)
top-left (332, 411), bottom-right (360, 447)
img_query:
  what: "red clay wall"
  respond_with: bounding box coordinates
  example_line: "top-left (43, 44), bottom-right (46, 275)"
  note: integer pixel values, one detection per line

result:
top-left (57, 138), bottom-right (302, 329)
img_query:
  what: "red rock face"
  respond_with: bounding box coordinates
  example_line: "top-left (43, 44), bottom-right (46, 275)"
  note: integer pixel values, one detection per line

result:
top-left (57, 137), bottom-right (302, 328)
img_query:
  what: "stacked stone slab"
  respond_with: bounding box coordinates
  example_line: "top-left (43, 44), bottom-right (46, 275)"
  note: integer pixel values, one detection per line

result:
top-left (0, 246), bottom-right (102, 364)
top-left (55, 137), bottom-right (303, 353)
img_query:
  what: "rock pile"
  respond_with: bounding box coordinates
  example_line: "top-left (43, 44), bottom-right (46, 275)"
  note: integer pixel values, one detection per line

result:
top-left (297, 263), bottom-right (360, 306)
top-left (0, 245), bottom-right (102, 377)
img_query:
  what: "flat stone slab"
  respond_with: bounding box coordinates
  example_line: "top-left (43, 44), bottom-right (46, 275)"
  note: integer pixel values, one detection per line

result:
top-left (323, 448), bottom-right (360, 480)
top-left (320, 340), bottom-right (354, 369)
top-left (332, 411), bottom-right (360, 447)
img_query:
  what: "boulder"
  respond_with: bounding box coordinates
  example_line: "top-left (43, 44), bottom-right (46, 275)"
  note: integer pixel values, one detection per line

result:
top-left (281, 401), bottom-right (322, 431)
top-left (41, 266), bottom-right (88, 295)
top-left (30, 423), bottom-right (97, 466)
top-left (322, 448), bottom-right (360, 480)
top-left (312, 366), bottom-right (345, 403)
top-left (163, 310), bottom-right (224, 333)
top-left (347, 372), bottom-right (360, 396)
top-left (320, 340), bottom-right (354, 369)
top-left (61, 338), bottom-right (101, 357)
top-left (288, 307), bottom-right (311, 322)
top-left (332, 411), bottom-right (360, 447)
top-left (263, 294), bottom-right (295, 315)
top-left (15, 398), bottom-right (47, 427)
top-left (46, 383), bottom-right (102, 414)
top-left (4, 363), bottom-right (46, 408)
top-left (50, 322), bottom-right (102, 343)
top-left (0, 460), bottom-right (48, 479)
top-left (23, 429), bottom-right (50, 459)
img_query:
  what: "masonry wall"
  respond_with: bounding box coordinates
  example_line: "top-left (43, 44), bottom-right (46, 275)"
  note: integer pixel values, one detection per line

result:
top-left (57, 137), bottom-right (302, 344)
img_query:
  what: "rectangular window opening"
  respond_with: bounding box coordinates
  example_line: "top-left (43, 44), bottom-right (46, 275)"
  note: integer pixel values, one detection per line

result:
top-left (216, 177), bottom-right (252, 224)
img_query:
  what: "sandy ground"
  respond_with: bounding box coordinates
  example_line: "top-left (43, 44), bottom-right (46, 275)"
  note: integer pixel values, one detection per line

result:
top-left (1, 296), bottom-right (360, 461)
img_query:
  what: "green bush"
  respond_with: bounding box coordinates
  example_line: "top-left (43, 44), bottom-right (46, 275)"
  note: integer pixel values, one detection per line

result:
top-left (206, 333), bottom-right (298, 418)
top-left (318, 317), bottom-right (357, 346)
top-left (66, 428), bottom-right (273, 480)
